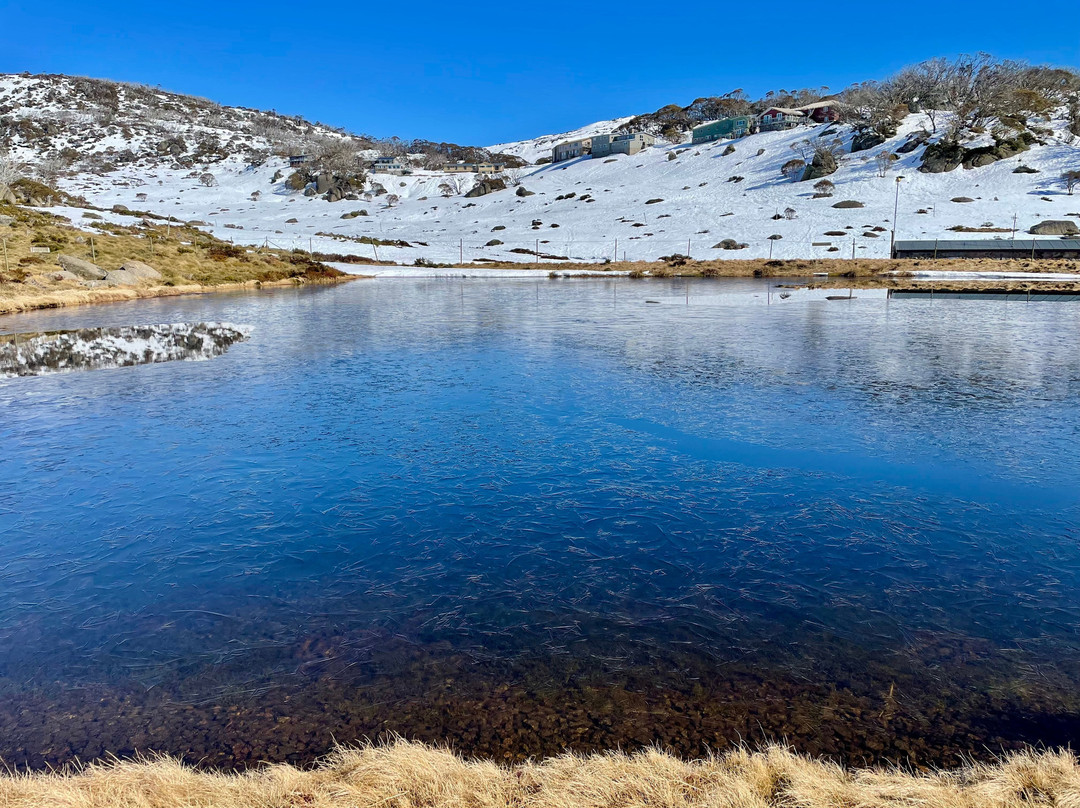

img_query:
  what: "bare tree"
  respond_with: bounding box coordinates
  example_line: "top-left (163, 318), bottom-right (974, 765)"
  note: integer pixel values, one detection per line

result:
top-left (199, 172), bottom-right (217, 187)
top-left (781, 158), bottom-right (805, 182)
top-left (35, 156), bottom-right (65, 186)
top-left (385, 193), bottom-right (400, 208)
top-left (503, 167), bottom-right (524, 187)
top-left (875, 152), bottom-right (895, 178)
top-left (438, 182), bottom-right (454, 198)
top-left (1064, 170), bottom-right (1080, 195)
top-left (0, 154), bottom-right (24, 189)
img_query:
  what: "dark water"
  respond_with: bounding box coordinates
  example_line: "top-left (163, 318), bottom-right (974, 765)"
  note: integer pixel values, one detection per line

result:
top-left (1, 278), bottom-right (1079, 769)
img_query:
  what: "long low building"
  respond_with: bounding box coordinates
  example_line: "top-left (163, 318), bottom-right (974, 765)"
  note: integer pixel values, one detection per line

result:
top-left (551, 131), bottom-right (655, 163)
top-left (893, 239), bottom-right (1080, 259)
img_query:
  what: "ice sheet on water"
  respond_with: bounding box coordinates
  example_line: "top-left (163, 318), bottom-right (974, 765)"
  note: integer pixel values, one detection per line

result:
top-left (0, 322), bottom-right (249, 377)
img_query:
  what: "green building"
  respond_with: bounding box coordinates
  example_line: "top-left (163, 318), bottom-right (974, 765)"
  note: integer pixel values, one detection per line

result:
top-left (691, 116), bottom-right (755, 145)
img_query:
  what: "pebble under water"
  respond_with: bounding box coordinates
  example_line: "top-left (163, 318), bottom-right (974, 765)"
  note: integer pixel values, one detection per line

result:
top-left (0, 277), bottom-right (1078, 769)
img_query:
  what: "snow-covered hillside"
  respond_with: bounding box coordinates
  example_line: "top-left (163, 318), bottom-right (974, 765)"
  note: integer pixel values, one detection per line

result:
top-left (488, 116), bottom-right (635, 164)
top-left (6, 73), bottom-right (1080, 265)
top-left (0, 73), bottom-right (362, 171)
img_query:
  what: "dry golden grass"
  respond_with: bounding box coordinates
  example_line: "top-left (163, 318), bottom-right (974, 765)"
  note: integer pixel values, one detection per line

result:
top-left (0, 204), bottom-right (357, 315)
top-left (3, 740), bottom-right (1080, 808)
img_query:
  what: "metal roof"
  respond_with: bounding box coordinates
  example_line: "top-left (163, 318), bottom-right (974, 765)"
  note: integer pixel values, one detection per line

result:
top-left (895, 239), bottom-right (1080, 251)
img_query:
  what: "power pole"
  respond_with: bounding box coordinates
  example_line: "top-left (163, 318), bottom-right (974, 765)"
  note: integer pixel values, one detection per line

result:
top-left (890, 176), bottom-right (904, 257)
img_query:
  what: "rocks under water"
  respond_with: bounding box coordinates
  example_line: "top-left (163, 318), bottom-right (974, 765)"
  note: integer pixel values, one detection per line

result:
top-left (0, 323), bottom-right (248, 377)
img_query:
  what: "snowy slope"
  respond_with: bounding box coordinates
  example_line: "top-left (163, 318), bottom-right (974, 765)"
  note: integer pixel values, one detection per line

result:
top-left (7, 74), bottom-right (1080, 265)
top-left (488, 116), bottom-right (635, 164)
top-left (0, 74), bottom-right (361, 170)
top-left (46, 110), bottom-right (1080, 265)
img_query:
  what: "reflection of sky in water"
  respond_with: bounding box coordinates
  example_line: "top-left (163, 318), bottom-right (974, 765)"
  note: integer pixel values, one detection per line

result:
top-left (0, 278), bottom-right (1078, 697)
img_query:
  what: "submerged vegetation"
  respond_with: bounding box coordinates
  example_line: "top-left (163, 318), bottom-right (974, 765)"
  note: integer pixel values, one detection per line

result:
top-left (3, 740), bottom-right (1080, 808)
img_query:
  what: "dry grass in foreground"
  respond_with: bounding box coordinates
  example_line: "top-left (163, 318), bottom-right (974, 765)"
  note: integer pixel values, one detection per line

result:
top-left (4, 739), bottom-right (1080, 808)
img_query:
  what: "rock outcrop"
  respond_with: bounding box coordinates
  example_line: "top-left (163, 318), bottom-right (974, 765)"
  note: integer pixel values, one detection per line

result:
top-left (58, 255), bottom-right (106, 280)
top-left (118, 260), bottom-right (162, 280)
top-left (1030, 220), bottom-right (1080, 236)
top-left (465, 178), bottom-right (507, 198)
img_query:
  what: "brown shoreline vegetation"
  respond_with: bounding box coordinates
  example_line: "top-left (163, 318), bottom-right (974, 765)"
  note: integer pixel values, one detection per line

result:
top-left (0, 203), bottom-right (362, 317)
top-left (3, 739), bottom-right (1080, 808)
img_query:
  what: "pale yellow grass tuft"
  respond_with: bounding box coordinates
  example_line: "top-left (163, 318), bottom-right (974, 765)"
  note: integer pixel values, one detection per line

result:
top-left (2, 739), bottom-right (1080, 808)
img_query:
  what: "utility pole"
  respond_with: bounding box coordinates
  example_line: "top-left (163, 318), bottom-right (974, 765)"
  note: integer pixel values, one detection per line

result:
top-left (890, 176), bottom-right (904, 257)
top-left (1012, 213), bottom-right (1018, 239)
top-left (459, 238), bottom-right (463, 266)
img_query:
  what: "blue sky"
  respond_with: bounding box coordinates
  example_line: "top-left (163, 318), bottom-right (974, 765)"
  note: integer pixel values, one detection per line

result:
top-left (2, 0), bottom-right (1077, 146)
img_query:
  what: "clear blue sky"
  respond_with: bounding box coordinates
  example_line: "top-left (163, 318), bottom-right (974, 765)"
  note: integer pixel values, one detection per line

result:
top-left (2, 0), bottom-right (1077, 146)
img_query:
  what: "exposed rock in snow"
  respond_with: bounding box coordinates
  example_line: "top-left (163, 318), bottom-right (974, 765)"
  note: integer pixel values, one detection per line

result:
top-left (0, 323), bottom-right (249, 377)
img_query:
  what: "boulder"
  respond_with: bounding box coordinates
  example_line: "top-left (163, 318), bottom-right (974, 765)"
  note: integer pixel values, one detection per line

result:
top-left (104, 269), bottom-right (142, 286)
top-left (713, 239), bottom-right (749, 250)
top-left (920, 141), bottom-right (964, 174)
top-left (315, 173), bottom-right (333, 195)
top-left (516, 186), bottom-right (535, 197)
top-left (970, 154), bottom-right (997, 168)
top-left (0, 214), bottom-right (13, 227)
top-left (896, 132), bottom-right (929, 154)
top-left (285, 171), bottom-right (307, 191)
top-left (48, 270), bottom-right (80, 282)
top-left (1, 186), bottom-right (15, 205)
top-left (1030, 220), bottom-right (1080, 236)
top-left (118, 260), bottom-right (162, 280)
top-left (832, 200), bottom-right (865, 209)
top-left (851, 131), bottom-right (886, 153)
top-left (951, 197), bottom-right (975, 203)
top-left (465, 178), bottom-right (507, 198)
top-left (58, 254), bottom-right (107, 280)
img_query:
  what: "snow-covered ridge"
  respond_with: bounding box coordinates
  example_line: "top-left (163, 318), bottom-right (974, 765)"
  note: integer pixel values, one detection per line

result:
top-left (0, 73), bottom-right (362, 171)
top-left (488, 116), bottom-right (636, 164)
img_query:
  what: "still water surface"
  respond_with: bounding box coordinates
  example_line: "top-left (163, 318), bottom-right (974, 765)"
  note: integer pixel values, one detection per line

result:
top-left (1, 278), bottom-right (1079, 767)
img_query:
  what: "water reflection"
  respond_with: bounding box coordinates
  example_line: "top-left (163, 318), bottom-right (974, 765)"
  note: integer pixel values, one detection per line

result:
top-left (0, 278), bottom-right (1078, 768)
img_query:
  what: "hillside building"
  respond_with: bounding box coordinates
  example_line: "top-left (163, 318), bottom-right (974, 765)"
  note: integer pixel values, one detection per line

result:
top-left (759, 107), bottom-right (806, 131)
top-left (552, 138), bottom-right (592, 163)
top-left (371, 156), bottom-right (410, 174)
top-left (551, 132), bottom-right (656, 164)
top-left (288, 154), bottom-right (312, 167)
top-left (589, 132), bottom-right (656, 158)
top-left (796, 100), bottom-right (843, 124)
top-left (444, 162), bottom-right (505, 174)
top-left (691, 116), bottom-right (756, 144)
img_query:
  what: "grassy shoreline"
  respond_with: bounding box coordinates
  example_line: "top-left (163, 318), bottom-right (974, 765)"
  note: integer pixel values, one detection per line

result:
top-left (0, 203), bottom-right (364, 318)
top-left (1, 739), bottom-right (1076, 808)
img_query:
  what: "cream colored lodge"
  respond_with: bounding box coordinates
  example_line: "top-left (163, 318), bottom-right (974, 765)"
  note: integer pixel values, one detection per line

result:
top-left (444, 162), bottom-right (505, 174)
